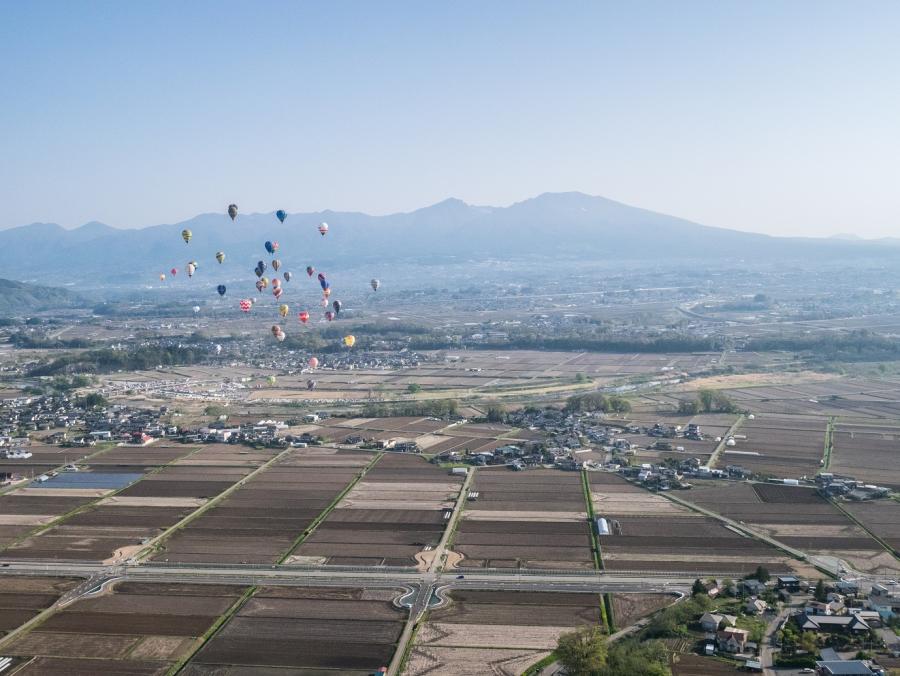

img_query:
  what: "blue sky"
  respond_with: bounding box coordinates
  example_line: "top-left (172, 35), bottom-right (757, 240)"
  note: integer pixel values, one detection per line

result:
top-left (2, 1), bottom-right (899, 236)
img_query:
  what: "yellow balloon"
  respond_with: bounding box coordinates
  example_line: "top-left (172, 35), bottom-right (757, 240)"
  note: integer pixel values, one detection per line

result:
top-left (278, 304), bottom-right (289, 318)
top-left (343, 335), bottom-right (356, 348)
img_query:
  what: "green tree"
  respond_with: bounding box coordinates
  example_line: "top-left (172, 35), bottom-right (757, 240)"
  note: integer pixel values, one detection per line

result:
top-left (814, 579), bottom-right (826, 602)
top-left (76, 393), bottom-right (107, 409)
top-left (406, 383), bottom-right (422, 394)
top-left (602, 639), bottom-right (670, 676)
top-left (750, 565), bottom-right (770, 583)
top-left (799, 631), bottom-right (818, 654)
top-left (698, 389), bottom-right (715, 412)
top-left (678, 399), bottom-right (700, 415)
top-left (575, 372), bottom-right (590, 383)
top-left (691, 579), bottom-right (707, 597)
top-left (204, 405), bottom-right (227, 418)
top-left (556, 625), bottom-right (608, 675)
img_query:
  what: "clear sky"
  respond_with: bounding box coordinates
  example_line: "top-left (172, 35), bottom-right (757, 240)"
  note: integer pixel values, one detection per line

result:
top-left (2, 1), bottom-right (899, 237)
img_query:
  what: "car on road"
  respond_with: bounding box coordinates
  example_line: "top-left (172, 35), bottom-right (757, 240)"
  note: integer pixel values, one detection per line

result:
top-left (799, 669), bottom-right (814, 674)
top-left (456, 575), bottom-right (465, 579)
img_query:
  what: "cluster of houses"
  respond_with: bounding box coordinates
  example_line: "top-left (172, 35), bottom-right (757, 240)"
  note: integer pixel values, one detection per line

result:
top-left (0, 393), bottom-right (167, 447)
top-left (697, 575), bottom-right (899, 675)
top-left (815, 473), bottom-right (891, 502)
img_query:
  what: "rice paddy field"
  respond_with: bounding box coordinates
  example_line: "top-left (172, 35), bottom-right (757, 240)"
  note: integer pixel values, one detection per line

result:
top-left (830, 422), bottom-right (900, 488)
top-left (590, 473), bottom-right (802, 576)
top-left (716, 415), bottom-right (827, 479)
top-left (404, 590), bottom-right (602, 676)
top-left (449, 468), bottom-right (594, 570)
top-left (3, 581), bottom-right (248, 675)
top-left (184, 585), bottom-right (407, 674)
top-left (291, 452), bottom-right (464, 567)
top-left (153, 447), bottom-right (369, 564)
top-left (683, 481), bottom-right (900, 575)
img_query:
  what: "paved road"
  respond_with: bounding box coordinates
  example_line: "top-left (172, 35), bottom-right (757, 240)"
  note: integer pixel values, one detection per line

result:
top-left (760, 608), bottom-right (789, 676)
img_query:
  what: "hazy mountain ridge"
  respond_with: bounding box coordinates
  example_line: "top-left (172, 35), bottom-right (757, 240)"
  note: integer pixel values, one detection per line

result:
top-left (0, 279), bottom-right (86, 314)
top-left (2, 192), bottom-right (897, 284)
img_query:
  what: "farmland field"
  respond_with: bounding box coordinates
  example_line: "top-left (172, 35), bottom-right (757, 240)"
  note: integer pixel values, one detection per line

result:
top-left (154, 447), bottom-right (368, 564)
top-left (0, 445), bottom-right (267, 563)
top-left (684, 481), bottom-right (900, 575)
top-left (186, 585), bottom-right (406, 673)
top-left (590, 474), bottom-right (802, 575)
top-left (404, 590), bottom-right (601, 676)
top-left (4, 581), bottom-right (247, 675)
top-left (450, 468), bottom-right (594, 569)
top-left (292, 452), bottom-right (463, 566)
top-left (714, 415), bottom-right (826, 478)
top-left (831, 423), bottom-right (900, 488)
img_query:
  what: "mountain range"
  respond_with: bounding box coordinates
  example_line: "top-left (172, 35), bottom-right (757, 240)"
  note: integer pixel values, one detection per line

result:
top-left (0, 279), bottom-right (86, 314)
top-left (2, 192), bottom-right (896, 285)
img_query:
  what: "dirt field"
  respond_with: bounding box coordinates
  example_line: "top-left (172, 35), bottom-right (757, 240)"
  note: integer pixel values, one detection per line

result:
top-left (293, 453), bottom-right (462, 566)
top-left (404, 590), bottom-right (602, 676)
top-left (609, 594), bottom-right (677, 627)
top-left (831, 423), bottom-right (900, 488)
top-left (4, 580), bottom-right (247, 668)
top-left (671, 653), bottom-right (740, 675)
top-left (186, 585), bottom-right (406, 673)
top-left (451, 469), bottom-right (594, 569)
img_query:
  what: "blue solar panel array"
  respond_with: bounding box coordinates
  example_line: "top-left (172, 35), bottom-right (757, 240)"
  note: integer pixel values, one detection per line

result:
top-left (31, 472), bottom-right (143, 489)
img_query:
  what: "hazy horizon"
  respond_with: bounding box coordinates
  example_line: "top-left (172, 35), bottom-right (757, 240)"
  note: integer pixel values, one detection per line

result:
top-left (3, 1), bottom-right (900, 237)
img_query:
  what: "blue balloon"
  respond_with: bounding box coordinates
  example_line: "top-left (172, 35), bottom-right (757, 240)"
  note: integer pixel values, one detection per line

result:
top-left (265, 241), bottom-right (274, 254)
top-left (320, 279), bottom-right (329, 290)
top-left (217, 285), bottom-right (226, 296)
top-left (276, 210), bottom-right (287, 223)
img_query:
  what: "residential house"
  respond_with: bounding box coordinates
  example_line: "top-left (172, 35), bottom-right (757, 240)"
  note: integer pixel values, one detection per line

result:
top-left (716, 627), bottom-right (749, 653)
top-left (699, 612), bottom-right (737, 632)
top-left (745, 597), bottom-right (768, 615)
top-left (814, 660), bottom-right (877, 676)
top-left (796, 613), bottom-right (870, 633)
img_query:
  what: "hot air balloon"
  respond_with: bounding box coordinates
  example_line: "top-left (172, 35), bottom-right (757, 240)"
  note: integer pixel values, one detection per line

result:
top-left (319, 297), bottom-right (328, 307)
top-left (267, 375), bottom-right (277, 385)
top-left (343, 335), bottom-right (356, 348)
top-left (170, 268), bottom-right (177, 276)
top-left (306, 266), bottom-right (315, 277)
top-left (217, 284), bottom-right (226, 296)
top-left (278, 304), bottom-right (289, 318)
top-left (283, 271), bottom-right (292, 282)
top-left (192, 306), bottom-right (200, 314)
top-left (254, 267), bottom-right (263, 279)
top-left (257, 260), bottom-right (267, 272)
top-left (273, 287), bottom-right (283, 300)
top-left (186, 263), bottom-right (196, 277)
top-left (272, 278), bottom-right (281, 289)
top-left (272, 259), bottom-right (281, 272)
top-left (159, 273), bottom-right (166, 281)
top-left (215, 344), bottom-right (222, 355)
top-left (250, 297), bottom-right (256, 305)
top-left (317, 272), bottom-right (326, 282)
top-left (318, 222), bottom-right (329, 236)
top-left (261, 277), bottom-right (269, 288)
top-left (371, 278), bottom-right (380, 291)
top-left (255, 280), bottom-right (264, 292)
top-left (308, 357), bottom-right (319, 369)
top-left (271, 325), bottom-right (281, 336)
top-left (216, 251), bottom-right (225, 264)
top-left (276, 332), bottom-right (286, 342)
top-left (298, 311), bottom-right (309, 324)
top-left (322, 288), bottom-right (332, 299)
top-left (324, 311), bottom-right (334, 321)
top-left (182, 229), bottom-right (192, 244)
top-left (265, 241), bottom-right (279, 255)
top-left (276, 210), bottom-right (287, 223)
top-left (239, 299), bottom-right (252, 312)
top-left (307, 379), bottom-right (317, 391)
top-left (332, 300), bottom-right (342, 314)
top-left (228, 204), bottom-right (238, 221)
